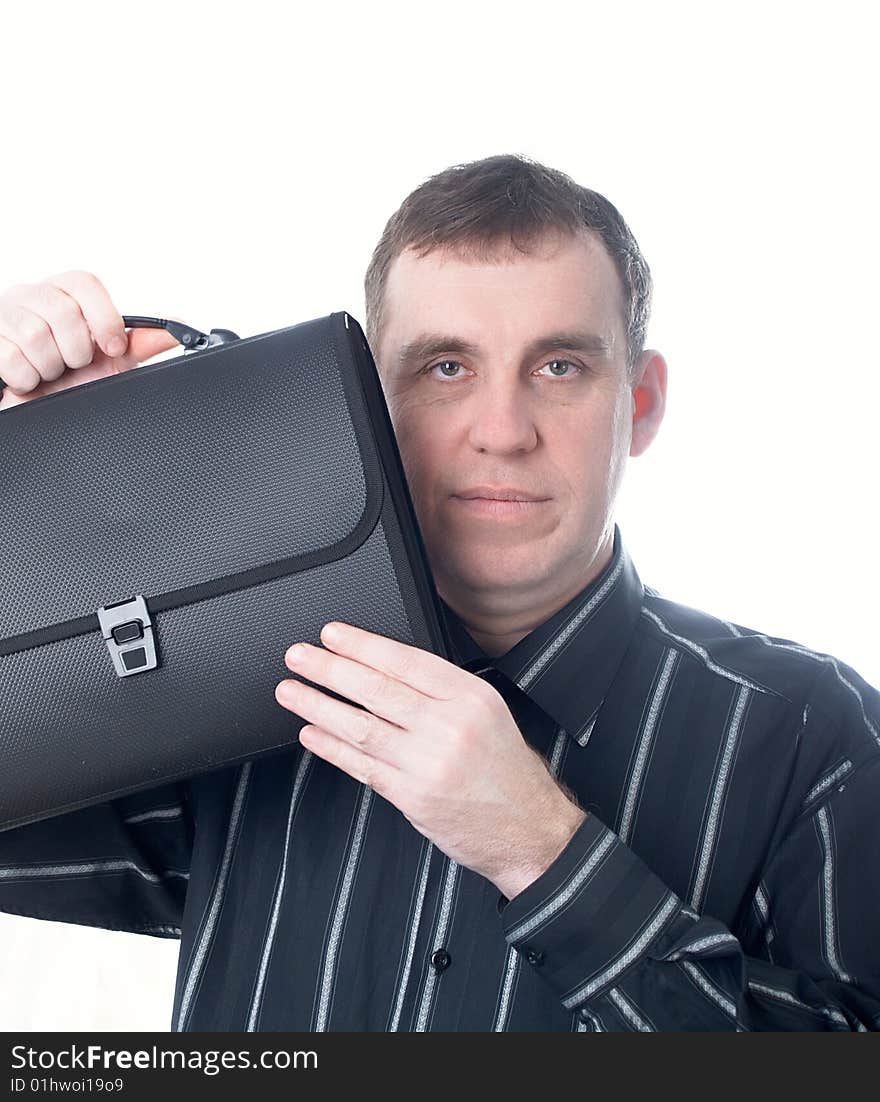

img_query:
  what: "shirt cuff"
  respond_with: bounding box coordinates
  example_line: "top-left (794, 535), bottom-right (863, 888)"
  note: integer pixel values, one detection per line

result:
top-left (497, 812), bottom-right (684, 1010)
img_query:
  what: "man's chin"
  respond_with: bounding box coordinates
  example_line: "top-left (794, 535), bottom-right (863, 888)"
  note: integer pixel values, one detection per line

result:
top-left (428, 547), bottom-right (552, 598)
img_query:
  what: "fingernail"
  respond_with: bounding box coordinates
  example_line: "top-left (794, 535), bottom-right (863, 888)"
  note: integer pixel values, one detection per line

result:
top-left (107, 335), bottom-right (127, 357)
top-left (276, 680), bottom-right (298, 701)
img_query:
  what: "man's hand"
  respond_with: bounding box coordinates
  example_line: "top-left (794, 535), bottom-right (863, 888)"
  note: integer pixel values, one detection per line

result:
top-left (0, 271), bottom-right (181, 409)
top-left (274, 621), bottom-right (586, 901)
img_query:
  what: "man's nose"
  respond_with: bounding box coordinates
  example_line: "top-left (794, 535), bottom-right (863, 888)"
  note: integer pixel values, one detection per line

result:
top-left (466, 384), bottom-right (538, 454)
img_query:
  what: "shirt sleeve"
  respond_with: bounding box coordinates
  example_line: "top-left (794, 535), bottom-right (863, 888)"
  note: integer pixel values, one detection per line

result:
top-left (497, 661), bottom-right (880, 1032)
top-left (0, 782), bottom-right (194, 938)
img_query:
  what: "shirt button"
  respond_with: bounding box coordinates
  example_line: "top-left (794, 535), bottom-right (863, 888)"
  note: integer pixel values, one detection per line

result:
top-left (431, 948), bottom-right (452, 973)
top-left (524, 947), bottom-right (545, 966)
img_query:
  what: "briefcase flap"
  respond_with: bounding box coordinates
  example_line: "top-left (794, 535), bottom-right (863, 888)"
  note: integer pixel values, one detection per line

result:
top-left (0, 312), bottom-right (383, 648)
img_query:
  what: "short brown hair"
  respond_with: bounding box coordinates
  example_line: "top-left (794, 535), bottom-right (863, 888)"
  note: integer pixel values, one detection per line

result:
top-left (364, 153), bottom-right (652, 374)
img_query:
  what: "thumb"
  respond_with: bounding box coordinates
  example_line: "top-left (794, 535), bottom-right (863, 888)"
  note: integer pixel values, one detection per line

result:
top-left (121, 325), bottom-right (186, 366)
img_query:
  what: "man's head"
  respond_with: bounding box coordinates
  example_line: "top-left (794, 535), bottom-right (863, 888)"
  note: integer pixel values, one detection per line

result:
top-left (363, 154), bottom-right (666, 653)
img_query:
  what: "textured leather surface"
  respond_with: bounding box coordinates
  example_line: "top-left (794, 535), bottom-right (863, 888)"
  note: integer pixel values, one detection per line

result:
top-left (0, 317), bottom-right (367, 638)
top-left (0, 517), bottom-right (413, 824)
top-left (0, 313), bottom-right (446, 829)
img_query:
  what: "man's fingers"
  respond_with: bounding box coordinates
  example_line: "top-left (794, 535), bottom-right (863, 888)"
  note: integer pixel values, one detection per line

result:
top-left (275, 674), bottom-right (403, 763)
top-left (3, 283), bottom-right (97, 377)
top-left (0, 333), bottom-right (41, 395)
top-left (317, 621), bottom-right (465, 700)
top-left (46, 270), bottom-right (128, 358)
top-left (298, 724), bottom-right (394, 796)
top-left (0, 299), bottom-right (68, 384)
top-left (283, 642), bottom-right (422, 728)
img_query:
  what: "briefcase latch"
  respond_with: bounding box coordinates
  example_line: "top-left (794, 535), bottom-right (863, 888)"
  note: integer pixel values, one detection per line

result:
top-left (96, 595), bottom-right (158, 678)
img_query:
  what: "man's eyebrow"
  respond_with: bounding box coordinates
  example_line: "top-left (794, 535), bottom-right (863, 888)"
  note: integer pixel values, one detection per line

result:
top-left (395, 329), bottom-right (615, 370)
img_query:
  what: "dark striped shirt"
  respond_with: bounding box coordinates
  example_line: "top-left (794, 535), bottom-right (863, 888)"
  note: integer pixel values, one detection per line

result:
top-left (1, 525), bottom-right (878, 1031)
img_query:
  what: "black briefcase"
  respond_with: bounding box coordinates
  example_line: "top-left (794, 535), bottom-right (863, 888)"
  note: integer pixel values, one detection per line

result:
top-left (0, 311), bottom-right (455, 832)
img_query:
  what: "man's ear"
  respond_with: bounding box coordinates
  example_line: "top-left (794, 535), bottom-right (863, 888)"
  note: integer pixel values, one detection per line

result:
top-left (629, 350), bottom-right (667, 457)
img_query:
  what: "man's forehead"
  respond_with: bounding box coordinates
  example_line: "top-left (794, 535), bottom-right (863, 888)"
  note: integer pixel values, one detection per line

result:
top-left (380, 230), bottom-right (627, 359)
top-left (388, 227), bottom-right (613, 280)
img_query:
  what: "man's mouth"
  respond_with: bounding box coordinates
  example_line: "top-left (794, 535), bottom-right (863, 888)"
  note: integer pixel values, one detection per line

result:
top-left (453, 485), bottom-right (549, 502)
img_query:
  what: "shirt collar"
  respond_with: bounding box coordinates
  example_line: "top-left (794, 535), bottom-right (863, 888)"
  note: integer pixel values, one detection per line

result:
top-left (438, 524), bottom-right (644, 744)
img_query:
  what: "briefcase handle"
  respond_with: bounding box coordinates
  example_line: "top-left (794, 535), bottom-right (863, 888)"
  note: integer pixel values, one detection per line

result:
top-left (0, 315), bottom-right (240, 393)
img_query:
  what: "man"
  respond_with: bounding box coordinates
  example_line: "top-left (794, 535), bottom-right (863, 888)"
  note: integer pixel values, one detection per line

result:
top-left (0, 154), bottom-right (877, 1031)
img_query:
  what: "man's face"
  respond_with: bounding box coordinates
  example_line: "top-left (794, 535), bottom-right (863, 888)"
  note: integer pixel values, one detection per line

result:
top-left (374, 230), bottom-right (636, 614)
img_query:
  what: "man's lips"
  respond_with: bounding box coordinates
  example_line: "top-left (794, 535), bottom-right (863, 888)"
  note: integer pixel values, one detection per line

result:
top-left (453, 486), bottom-right (549, 502)
top-left (451, 493), bottom-right (550, 519)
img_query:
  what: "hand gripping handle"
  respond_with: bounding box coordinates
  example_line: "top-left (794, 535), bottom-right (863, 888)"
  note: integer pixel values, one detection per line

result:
top-left (0, 315), bottom-right (240, 393)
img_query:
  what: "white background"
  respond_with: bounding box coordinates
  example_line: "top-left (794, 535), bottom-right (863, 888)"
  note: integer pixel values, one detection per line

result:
top-left (0, 0), bottom-right (876, 1030)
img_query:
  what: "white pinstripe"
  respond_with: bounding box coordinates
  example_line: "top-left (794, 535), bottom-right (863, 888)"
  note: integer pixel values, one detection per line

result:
top-left (609, 986), bottom-right (654, 1031)
top-left (815, 805), bottom-right (855, 985)
top-left (666, 932), bottom-right (740, 960)
top-left (748, 979), bottom-right (849, 1027)
top-left (669, 934), bottom-right (740, 960)
top-left (246, 748), bottom-right (315, 1031)
top-left (682, 960), bottom-right (739, 1022)
top-left (314, 784), bottom-right (375, 1031)
top-left (749, 635), bottom-right (880, 748)
top-left (689, 684), bottom-right (751, 910)
top-left (640, 607), bottom-right (774, 696)
top-left (505, 830), bottom-right (616, 944)
top-left (387, 841), bottom-right (434, 1032)
top-left (414, 857), bottom-right (460, 1032)
top-left (517, 554), bottom-right (624, 690)
top-left (752, 881), bottom-right (775, 957)
top-left (577, 1009), bottom-right (604, 1031)
top-left (0, 859), bottom-right (188, 883)
top-left (754, 883), bottom-right (770, 926)
top-left (492, 726), bottom-right (569, 1031)
top-left (176, 762), bottom-right (251, 1031)
top-left (562, 892), bottom-right (681, 1008)
top-left (493, 950), bottom-right (522, 1034)
top-left (619, 648), bottom-right (678, 843)
top-left (574, 711), bottom-right (599, 748)
top-left (803, 759), bottom-right (853, 808)
top-left (123, 805), bottom-right (185, 824)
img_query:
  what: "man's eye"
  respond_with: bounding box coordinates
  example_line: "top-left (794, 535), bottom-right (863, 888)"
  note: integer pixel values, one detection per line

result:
top-left (422, 359), bottom-right (582, 381)
top-left (424, 360), bottom-right (467, 380)
top-left (536, 360), bottom-right (581, 379)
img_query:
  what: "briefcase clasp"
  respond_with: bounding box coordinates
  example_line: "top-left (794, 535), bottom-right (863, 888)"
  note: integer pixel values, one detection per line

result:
top-left (97, 595), bottom-right (158, 678)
